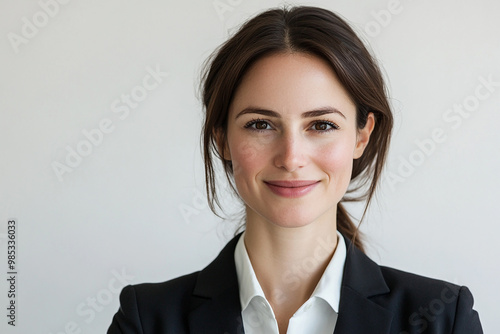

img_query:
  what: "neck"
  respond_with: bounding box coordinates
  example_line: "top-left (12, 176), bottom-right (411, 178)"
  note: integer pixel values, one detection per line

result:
top-left (243, 210), bottom-right (338, 317)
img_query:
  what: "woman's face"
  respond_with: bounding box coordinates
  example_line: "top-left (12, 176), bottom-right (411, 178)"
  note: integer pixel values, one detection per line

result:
top-left (224, 52), bottom-right (374, 229)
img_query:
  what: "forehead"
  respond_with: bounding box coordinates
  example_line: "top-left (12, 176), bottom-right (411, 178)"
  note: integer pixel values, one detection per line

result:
top-left (229, 52), bottom-right (356, 118)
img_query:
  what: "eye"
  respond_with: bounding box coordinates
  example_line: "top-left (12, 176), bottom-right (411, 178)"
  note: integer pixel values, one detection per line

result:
top-left (244, 119), bottom-right (273, 131)
top-left (310, 120), bottom-right (339, 132)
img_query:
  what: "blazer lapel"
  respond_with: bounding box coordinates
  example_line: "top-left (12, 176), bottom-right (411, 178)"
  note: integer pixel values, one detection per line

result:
top-left (188, 233), bottom-right (245, 334)
top-left (334, 238), bottom-right (393, 334)
top-left (187, 232), bottom-right (394, 334)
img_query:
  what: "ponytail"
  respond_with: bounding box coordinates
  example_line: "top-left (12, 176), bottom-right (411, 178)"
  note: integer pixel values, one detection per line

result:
top-left (337, 202), bottom-right (364, 252)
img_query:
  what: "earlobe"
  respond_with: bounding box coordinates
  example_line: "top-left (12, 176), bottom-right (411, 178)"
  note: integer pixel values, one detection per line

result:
top-left (354, 112), bottom-right (375, 159)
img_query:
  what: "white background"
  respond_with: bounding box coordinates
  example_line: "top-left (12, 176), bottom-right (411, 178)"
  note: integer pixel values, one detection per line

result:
top-left (1, 0), bottom-right (498, 333)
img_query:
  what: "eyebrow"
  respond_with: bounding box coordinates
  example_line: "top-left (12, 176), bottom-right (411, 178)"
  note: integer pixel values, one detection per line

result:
top-left (235, 106), bottom-right (346, 120)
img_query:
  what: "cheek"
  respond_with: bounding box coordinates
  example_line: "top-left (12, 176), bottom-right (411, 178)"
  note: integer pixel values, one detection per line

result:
top-left (229, 135), bottom-right (267, 181)
top-left (316, 138), bottom-right (355, 180)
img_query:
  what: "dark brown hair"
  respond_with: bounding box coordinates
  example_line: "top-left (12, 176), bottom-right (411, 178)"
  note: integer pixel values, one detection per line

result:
top-left (200, 6), bottom-right (393, 252)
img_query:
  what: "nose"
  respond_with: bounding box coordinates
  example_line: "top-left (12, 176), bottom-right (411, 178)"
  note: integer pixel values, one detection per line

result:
top-left (273, 132), bottom-right (308, 172)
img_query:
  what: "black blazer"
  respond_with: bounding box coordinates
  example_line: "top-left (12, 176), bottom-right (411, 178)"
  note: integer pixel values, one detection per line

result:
top-left (107, 233), bottom-right (482, 333)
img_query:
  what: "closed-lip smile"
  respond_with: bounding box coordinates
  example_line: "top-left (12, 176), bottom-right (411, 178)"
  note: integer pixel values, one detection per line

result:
top-left (264, 180), bottom-right (320, 198)
top-left (265, 180), bottom-right (319, 187)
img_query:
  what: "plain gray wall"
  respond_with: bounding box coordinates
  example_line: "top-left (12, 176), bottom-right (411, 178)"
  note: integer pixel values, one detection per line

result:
top-left (1, 0), bottom-right (498, 332)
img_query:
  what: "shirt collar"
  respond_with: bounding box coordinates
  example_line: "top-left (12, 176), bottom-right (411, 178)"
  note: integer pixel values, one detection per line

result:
top-left (234, 231), bottom-right (268, 311)
top-left (234, 230), bottom-right (346, 313)
top-left (310, 231), bottom-right (346, 312)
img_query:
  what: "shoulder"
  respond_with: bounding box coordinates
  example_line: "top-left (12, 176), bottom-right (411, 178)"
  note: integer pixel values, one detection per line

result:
top-left (108, 235), bottom-right (242, 333)
top-left (122, 271), bottom-right (201, 316)
top-left (126, 271), bottom-right (200, 305)
top-left (342, 238), bottom-right (482, 333)
top-left (380, 265), bottom-right (461, 299)
top-left (376, 266), bottom-right (482, 333)
top-left (108, 272), bottom-right (201, 334)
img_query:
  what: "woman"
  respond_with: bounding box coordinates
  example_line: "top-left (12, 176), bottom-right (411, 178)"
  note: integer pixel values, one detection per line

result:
top-left (108, 6), bottom-right (482, 334)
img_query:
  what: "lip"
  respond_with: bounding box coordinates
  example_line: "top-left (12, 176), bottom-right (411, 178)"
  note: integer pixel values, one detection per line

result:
top-left (264, 180), bottom-right (320, 198)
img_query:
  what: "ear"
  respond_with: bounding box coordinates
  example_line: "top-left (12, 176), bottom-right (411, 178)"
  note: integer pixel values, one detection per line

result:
top-left (354, 112), bottom-right (375, 159)
top-left (215, 129), bottom-right (231, 161)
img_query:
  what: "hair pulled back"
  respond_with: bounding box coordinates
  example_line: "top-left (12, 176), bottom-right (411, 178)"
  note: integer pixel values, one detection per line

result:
top-left (201, 6), bottom-right (393, 252)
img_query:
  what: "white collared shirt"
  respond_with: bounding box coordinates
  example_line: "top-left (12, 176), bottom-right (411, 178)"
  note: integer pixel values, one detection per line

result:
top-left (234, 231), bottom-right (346, 334)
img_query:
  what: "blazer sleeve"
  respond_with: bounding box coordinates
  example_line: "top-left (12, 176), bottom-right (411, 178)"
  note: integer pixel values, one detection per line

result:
top-left (452, 286), bottom-right (483, 334)
top-left (107, 285), bottom-right (144, 334)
